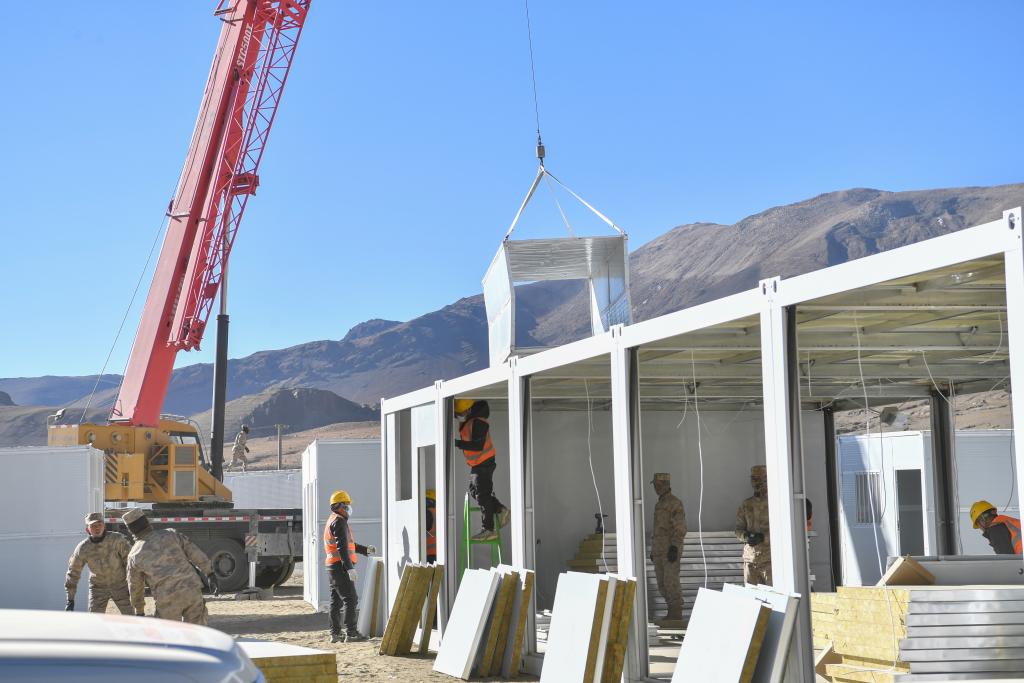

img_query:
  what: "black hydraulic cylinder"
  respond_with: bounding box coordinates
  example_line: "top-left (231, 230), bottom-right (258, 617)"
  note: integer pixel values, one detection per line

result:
top-left (210, 313), bottom-right (229, 482)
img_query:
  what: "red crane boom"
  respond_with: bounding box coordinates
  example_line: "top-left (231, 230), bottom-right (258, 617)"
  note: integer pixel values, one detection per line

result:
top-left (112, 1), bottom-right (310, 427)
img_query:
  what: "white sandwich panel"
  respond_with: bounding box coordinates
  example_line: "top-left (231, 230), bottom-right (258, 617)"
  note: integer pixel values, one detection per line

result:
top-left (222, 469), bottom-right (302, 509)
top-left (0, 446), bottom-right (103, 610)
top-left (301, 439), bottom-right (382, 612)
top-left (540, 571), bottom-right (608, 683)
top-left (433, 568), bottom-right (501, 679)
top-left (672, 587), bottom-right (769, 683)
top-left (722, 583), bottom-right (799, 683)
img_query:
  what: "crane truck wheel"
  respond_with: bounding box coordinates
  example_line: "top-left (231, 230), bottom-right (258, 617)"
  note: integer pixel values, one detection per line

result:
top-left (255, 558), bottom-right (295, 588)
top-left (200, 538), bottom-right (248, 593)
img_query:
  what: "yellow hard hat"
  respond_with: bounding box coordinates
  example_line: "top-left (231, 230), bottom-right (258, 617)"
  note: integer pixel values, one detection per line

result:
top-left (970, 500), bottom-right (996, 528)
top-left (454, 399), bottom-right (474, 414)
top-left (330, 490), bottom-right (352, 506)
top-left (425, 488), bottom-right (436, 500)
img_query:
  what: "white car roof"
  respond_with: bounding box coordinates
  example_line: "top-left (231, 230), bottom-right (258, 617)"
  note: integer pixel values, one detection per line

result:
top-left (0, 610), bottom-right (235, 651)
top-left (0, 610), bottom-right (259, 682)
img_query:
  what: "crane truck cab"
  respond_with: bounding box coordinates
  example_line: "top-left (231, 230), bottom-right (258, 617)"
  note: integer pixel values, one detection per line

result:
top-left (48, 418), bottom-right (232, 504)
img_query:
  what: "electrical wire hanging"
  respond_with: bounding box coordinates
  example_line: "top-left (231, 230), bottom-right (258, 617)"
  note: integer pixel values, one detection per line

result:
top-left (690, 351), bottom-right (709, 589)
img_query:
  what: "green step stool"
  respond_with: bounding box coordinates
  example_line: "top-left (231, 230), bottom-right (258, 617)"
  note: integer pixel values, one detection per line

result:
top-left (460, 492), bottom-right (502, 578)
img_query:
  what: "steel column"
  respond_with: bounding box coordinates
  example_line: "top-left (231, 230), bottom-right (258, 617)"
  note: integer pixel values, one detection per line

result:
top-left (1001, 208), bottom-right (1024, 579)
top-left (609, 330), bottom-right (645, 681)
top-left (822, 407), bottom-right (843, 588)
top-left (929, 387), bottom-right (958, 556)
top-left (760, 280), bottom-right (814, 682)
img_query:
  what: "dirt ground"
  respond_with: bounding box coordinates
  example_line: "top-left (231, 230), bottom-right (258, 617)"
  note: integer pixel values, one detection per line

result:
top-left (127, 569), bottom-right (537, 682)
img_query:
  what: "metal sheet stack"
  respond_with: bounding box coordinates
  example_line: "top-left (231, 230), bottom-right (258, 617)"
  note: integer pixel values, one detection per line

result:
top-left (897, 586), bottom-right (1024, 681)
top-left (811, 585), bottom-right (1024, 682)
top-left (567, 531), bottom-right (745, 626)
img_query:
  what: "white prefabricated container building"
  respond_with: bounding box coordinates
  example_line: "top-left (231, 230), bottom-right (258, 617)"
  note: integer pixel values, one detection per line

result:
top-left (379, 207), bottom-right (1024, 682)
top-left (301, 439), bottom-right (382, 611)
top-left (222, 469), bottom-right (302, 509)
top-left (838, 429), bottom-right (1020, 584)
top-left (0, 446), bottom-right (103, 610)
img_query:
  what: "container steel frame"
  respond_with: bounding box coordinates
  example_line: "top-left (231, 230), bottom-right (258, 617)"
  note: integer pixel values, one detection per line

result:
top-left (380, 208), bottom-right (1024, 683)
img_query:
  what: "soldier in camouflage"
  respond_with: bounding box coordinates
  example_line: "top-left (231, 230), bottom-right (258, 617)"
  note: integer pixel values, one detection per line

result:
top-left (64, 512), bottom-right (133, 614)
top-left (122, 508), bottom-right (218, 625)
top-left (650, 472), bottom-right (687, 626)
top-left (735, 464), bottom-right (772, 585)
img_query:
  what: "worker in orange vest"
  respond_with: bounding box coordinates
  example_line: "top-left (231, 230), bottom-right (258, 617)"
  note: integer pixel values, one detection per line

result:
top-left (454, 399), bottom-right (509, 542)
top-left (324, 490), bottom-right (376, 643)
top-left (425, 488), bottom-right (437, 564)
top-left (970, 500), bottom-right (1022, 555)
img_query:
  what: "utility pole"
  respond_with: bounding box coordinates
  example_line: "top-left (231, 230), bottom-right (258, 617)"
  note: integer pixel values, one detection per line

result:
top-left (275, 424), bottom-right (289, 470)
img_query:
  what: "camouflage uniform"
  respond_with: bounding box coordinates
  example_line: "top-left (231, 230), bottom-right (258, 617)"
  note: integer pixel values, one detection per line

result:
top-left (735, 465), bottom-right (771, 585)
top-left (65, 529), bottom-right (133, 614)
top-left (127, 526), bottom-right (213, 625)
top-left (650, 473), bottom-right (687, 622)
top-left (228, 429), bottom-right (249, 471)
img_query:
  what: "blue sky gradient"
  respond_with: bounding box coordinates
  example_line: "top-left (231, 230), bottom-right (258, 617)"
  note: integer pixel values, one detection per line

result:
top-left (1, 2), bottom-right (1022, 378)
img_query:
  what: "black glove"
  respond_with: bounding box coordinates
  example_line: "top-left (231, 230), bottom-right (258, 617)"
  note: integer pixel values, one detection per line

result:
top-left (666, 545), bottom-right (679, 563)
top-left (746, 532), bottom-right (765, 546)
top-left (245, 446), bottom-right (250, 453)
top-left (65, 599), bottom-right (74, 612)
top-left (207, 573), bottom-right (220, 596)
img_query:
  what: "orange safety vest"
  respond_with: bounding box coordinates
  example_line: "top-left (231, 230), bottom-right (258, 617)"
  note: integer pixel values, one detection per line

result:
top-left (426, 499), bottom-right (437, 559)
top-left (459, 417), bottom-right (496, 467)
top-left (992, 514), bottom-right (1023, 554)
top-left (323, 512), bottom-right (358, 567)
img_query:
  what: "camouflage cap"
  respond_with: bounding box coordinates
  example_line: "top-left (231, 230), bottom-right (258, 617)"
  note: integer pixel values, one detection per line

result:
top-left (651, 472), bottom-right (671, 484)
top-left (750, 465), bottom-right (767, 479)
top-left (84, 512), bottom-right (104, 525)
top-left (121, 508), bottom-right (147, 525)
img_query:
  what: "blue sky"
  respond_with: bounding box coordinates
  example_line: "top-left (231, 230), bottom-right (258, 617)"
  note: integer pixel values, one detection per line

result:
top-left (1, 1), bottom-right (1022, 378)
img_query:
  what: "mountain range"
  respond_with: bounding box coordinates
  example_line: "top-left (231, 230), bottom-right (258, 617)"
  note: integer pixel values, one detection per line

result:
top-left (2, 182), bottom-right (1021, 447)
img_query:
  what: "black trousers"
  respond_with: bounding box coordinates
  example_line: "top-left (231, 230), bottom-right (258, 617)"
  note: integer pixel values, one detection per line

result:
top-left (469, 459), bottom-right (505, 531)
top-left (328, 564), bottom-right (359, 635)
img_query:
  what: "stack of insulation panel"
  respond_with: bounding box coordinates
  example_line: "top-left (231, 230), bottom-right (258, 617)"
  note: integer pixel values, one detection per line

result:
top-left (812, 586), bottom-right (1024, 682)
top-left (567, 531), bottom-right (745, 626)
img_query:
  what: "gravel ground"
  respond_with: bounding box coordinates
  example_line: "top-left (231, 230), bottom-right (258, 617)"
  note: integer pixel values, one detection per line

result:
top-left (126, 569), bottom-right (538, 682)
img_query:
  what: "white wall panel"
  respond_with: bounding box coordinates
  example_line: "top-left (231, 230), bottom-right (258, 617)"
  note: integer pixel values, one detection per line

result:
top-left (0, 446), bottom-right (103, 610)
top-left (223, 469), bottom-right (302, 509)
top-left (300, 439), bottom-right (382, 611)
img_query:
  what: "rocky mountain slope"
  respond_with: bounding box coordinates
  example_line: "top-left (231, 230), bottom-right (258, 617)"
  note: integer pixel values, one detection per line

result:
top-left (191, 387), bottom-right (377, 442)
top-left (3, 183), bottom-right (1021, 440)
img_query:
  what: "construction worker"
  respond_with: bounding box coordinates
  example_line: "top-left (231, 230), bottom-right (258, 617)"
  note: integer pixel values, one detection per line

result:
top-left (123, 508), bottom-right (218, 624)
top-left (425, 488), bottom-right (437, 564)
top-left (64, 512), bottom-right (133, 614)
top-left (970, 500), bottom-right (1022, 555)
top-left (227, 424), bottom-right (250, 471)
top-left (324, 490), bottom-right (377, 643)
top-left (454, 399), bottom-right (509, 541)
top-left (650, 473), bottom-right (687, 626)
top-left (735, 465), bottom-right (772, 585)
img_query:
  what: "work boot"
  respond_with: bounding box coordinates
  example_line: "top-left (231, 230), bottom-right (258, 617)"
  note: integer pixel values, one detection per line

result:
top-left (498, 507), bottom-right (511, 528)
top-left (345, 631), bottom-right (369, 642)
top-left (330, 632), bottom-right (343, 643)
top-left (472, 529), bottom-right (498, 542)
